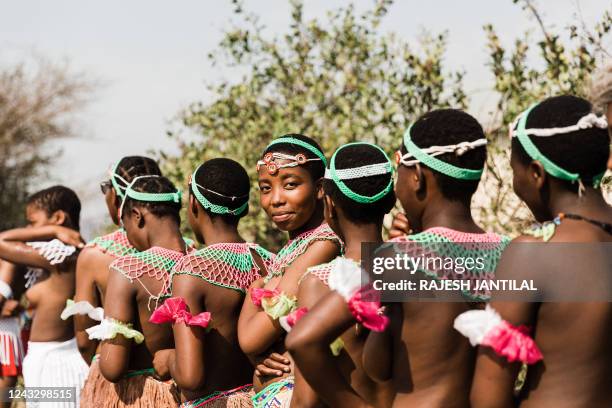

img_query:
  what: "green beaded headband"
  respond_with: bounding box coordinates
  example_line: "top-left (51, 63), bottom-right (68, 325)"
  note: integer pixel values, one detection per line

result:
top-left (397, 125), bottom-right (486, 180)
top-left (109, 160), bottom-right (130, 199)
top-left (118, 175), bottom-right (181, 221)
top-left (190, 164), bottom-right (249, 216)
top-left (267, 137), bottom-right (327, 166)
top-left (325, 142), bottom-right (394, 204)
top-left (511, 103), bottom-right (608, 189)
top-left (258, 137), bottom-right (327, 175)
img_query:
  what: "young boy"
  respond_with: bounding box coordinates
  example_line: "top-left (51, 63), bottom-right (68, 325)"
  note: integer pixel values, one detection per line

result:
top-left (0, 186), bottom-right (89, 407)
top-left (151, 158), bottom-right (274, 407)
top-left (456, 96), bottom-right (611, 407)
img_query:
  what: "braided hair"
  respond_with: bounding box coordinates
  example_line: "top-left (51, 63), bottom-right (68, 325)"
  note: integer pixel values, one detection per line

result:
top-left (112, 156), bottom-right (162, 205)
top-left (27, 186), bottom-right (81, 230)
top-left (121, 176), bottom-right (182, 224)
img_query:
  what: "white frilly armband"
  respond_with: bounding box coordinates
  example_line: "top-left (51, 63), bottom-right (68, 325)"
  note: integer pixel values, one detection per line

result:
top-left (454, 305), bottom-right (543, 364)
top-left (327, 258), bottom-right (369, 301)
top-left (27, 239), bottom-right (76, 265)
top-left (453, 305), bottom-right (502, 346)
top-left (61, 299), bottom-right (104, 321)
top-left (0, 280), bottom-right (12, 299)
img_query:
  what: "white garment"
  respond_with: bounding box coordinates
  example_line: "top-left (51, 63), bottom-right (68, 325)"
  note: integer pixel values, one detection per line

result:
top-left (0, 317), bottom-right (23, 368)
top-left (22, 338), bottom-right (89, 408)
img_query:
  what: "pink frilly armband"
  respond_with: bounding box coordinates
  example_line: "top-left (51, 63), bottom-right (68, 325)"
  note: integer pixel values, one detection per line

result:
top-left (250, 288), bottom-right (280, 307)
top-left (328, 258), bottom-right (388, 332)
top-left (150, 297), bottom-right (211, 328)
top-left (279, 307), bottom-right (308, 333)
top-left (454, 305), bottom-right (543, 364)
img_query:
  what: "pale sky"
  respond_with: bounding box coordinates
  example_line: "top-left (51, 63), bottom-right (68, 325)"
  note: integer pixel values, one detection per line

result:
top-left (1, 0), bottom-right (607, 237)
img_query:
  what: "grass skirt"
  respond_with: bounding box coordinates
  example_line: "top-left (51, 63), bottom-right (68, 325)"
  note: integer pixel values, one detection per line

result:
top-left (180, 384), bottom-right (253, 408)
top-left (79, 359), bottom-right (179, 407)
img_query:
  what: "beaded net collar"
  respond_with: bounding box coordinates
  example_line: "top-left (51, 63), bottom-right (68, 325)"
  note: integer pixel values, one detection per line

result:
top-left (264, 223), bottom-right (343, 283)
top-left (171, 242), bottom-right (275, 293)
top-left (299, 261), bottom-right (334, 287)
top-left (110, 246), bottom-right (191, 308)
top-left (390, 227), bottom-right (510, 301)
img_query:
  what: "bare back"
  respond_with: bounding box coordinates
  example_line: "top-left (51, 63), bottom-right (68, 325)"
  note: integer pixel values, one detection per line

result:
top-left (393, 302), bottom-right (475, 408)
top-left (518, 219), bottom-right (612, 407)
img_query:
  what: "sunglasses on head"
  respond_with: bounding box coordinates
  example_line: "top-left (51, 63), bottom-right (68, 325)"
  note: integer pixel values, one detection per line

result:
top-left (100, 180), bottom-right (112, 195)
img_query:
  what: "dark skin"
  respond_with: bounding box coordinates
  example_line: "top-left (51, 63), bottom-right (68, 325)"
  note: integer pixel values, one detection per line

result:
top-left (238, 161), bottom-right (341, 400)
top-left (470, 151), bottom-right (612, 408)
top-left (74, 184), bottom-right (122, 362)
top-left (99, 205), bottom-right (185, 383)
top-left (362, 163), bottom-right (485, 408)
top-left (285, 194), bottom-right (396, 408)
top-left (152, 194), bottom-right (263, 403)
top-left (0, 261), bottom-right (25, 408)
top-left (0, 205), bottom-right (84, 344)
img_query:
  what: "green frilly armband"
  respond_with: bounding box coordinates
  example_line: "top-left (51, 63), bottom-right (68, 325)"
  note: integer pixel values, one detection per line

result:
top-left (85, 317), bottom-right (145, 344)
top-left (261, 294), bottom-right (298, 320)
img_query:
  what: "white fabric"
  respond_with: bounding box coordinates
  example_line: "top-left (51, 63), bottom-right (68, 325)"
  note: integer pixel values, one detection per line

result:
top-left (61, 300), bottom-right (104, 322)
top-left (0, 280), bottom-right (12, 299)
top-left (24, 268), bottom-right (46, 289)
top-left (279, 316), bottom-right (292, 333)
top-left (22, 338), bottom-right (89, 407)
top-left (510, 112), bottom-right (608, 138)
top-left (453, 305), bottom-right (502, 346)
top-left (327, 258), bottom-right (369, 301)
top-left (27, 239), bottom-right (76, 265)
top-left (399, 138), bottom-right (488, 166)
top-left (0, 317), bottom-right (23, 366)
top-left (324, 162), bottom-right (392, 180)
top-left (85, 318), bottom-right (116, 341)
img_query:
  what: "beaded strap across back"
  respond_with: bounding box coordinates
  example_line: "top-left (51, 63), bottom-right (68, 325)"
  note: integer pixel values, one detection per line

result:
top-left (172, 243), bottom-right (275, 293)
top-left (110, 246), bottom-right (189, 308)
top-left (391, 227), bottom-right (510, 301)
top-left (86, 229), bottom-right (136, 258)
top-left (264, 223), bottom-right (342, 283)
top-left (87, 229), bottom-right (196, 259)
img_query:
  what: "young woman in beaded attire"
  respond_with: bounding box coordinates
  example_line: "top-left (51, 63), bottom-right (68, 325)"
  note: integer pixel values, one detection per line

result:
top-left (151, 158), bottom-right (274, 407)
top-left (238, 134), bottom-right (343, 408)
top-left (89, 175), bottom-right (190, 407)
top-left (457, 96), bottom-right (611, 407)
top-left (286, 142), bottom-right (397, 408)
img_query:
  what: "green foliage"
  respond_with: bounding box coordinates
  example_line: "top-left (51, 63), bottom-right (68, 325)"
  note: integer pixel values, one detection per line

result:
top-left (162, 0), bottom-right (611, 247)
top-left (161, 0), bottom-right (467, 249)
top-left (0, 58), bottom-right (91, 230)
top-left (477, 0), bottom-right (612, 235)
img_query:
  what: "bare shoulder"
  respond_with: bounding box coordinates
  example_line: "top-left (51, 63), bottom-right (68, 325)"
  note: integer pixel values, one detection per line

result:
top-left (76, 247), bottom-right (114, 277)
top-left (298, 273), bottom-right (331, 308)
top-left (171, 273), bottom-right (207, 297)
top-left (290, 240), bottom-right (339, 270)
